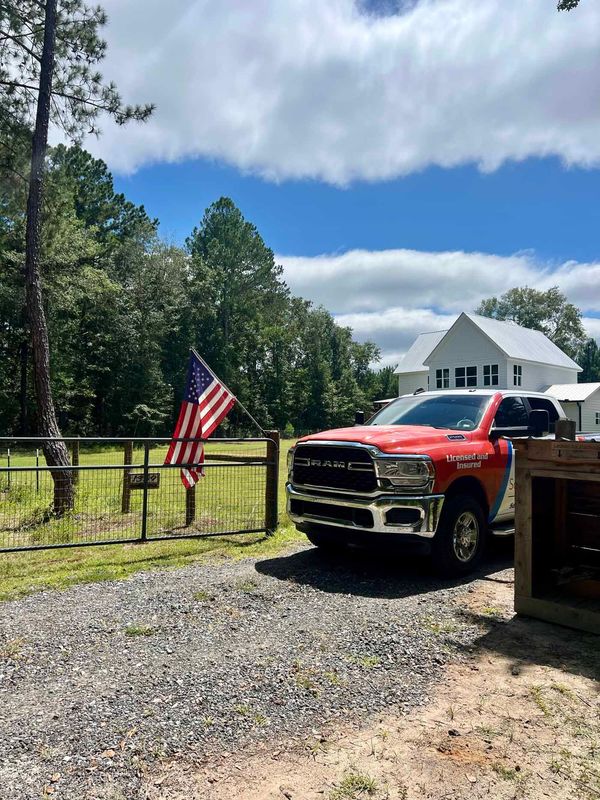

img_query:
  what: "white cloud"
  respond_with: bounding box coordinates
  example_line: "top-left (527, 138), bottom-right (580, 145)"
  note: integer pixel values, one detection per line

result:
top-left (277, 248), bottom-right (600, 363)
top-left (336, 307), bottom-right (457, 366)
top-left (83, 0), bottom-right (600, 182)
top-left (280, 249), bottom-right (537, 313)
top-left (583, 316), bottom-right (600, 341)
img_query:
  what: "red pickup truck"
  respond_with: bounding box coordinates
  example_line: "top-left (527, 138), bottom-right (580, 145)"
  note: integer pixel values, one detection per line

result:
top-left (286, 389), bottom-right (566, 575)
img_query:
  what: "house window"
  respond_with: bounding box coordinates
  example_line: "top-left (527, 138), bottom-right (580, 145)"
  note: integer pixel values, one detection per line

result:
top-left (455, 366), bottom-right (477, 388)
top-left (596, 412), bottom-right (600, 426)
top-left (483, 364), bottom-right (499, 387)
top-left (436, 368), bottom-right (449, 389)
top-left (513, 364), bottom-right (522, 387)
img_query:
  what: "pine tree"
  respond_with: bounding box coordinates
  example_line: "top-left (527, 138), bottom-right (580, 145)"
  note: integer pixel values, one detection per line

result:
top-left (0, 0), bottom-right (152, 512)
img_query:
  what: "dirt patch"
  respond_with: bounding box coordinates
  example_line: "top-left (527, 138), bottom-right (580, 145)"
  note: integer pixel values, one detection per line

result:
top-left (144, 574), bottom-right (600, 800)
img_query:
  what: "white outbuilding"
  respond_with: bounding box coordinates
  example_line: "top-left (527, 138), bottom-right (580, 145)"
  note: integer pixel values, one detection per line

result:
top-left (545, 383), bottom-right (600, 432)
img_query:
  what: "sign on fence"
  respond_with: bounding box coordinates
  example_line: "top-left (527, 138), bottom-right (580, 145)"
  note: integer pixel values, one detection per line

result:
top-left (127, 473), bottom-right (161, 490)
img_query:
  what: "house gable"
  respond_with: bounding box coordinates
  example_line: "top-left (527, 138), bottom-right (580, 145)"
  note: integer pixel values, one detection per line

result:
top-left (424, 314), bottom-right (508, 389)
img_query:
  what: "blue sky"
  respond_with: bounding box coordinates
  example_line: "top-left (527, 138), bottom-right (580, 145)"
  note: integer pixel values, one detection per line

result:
top-left (115, 156), bottom-right (599, 264)
top-left (90, 0), bottom-right (600, 364)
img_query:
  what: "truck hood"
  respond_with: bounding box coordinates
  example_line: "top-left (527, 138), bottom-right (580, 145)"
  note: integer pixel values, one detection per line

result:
top-left (298, 425), bottom-right (477, 454)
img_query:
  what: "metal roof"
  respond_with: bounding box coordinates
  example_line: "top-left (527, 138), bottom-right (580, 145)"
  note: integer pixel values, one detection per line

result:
top-left (545, 383), bottom-right (600, 402)
top-left (399, 388), bottom-right (555, 398)
top-left (459, 313), bottom-right (581, 371)
top-left (394, 330), bottom-right (447, 374)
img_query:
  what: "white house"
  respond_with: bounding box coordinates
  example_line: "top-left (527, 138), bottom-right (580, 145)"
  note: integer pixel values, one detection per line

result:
top-left (395, 312), bottom-right (581, 395)
top-left (545, 383), bottom-right (600, 432)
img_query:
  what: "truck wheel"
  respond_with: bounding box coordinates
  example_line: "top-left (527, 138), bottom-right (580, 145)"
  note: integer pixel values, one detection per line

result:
top-left (432, 495), bottom-right (486, 577)
top-left (304, 526), bottom-right (347, 553)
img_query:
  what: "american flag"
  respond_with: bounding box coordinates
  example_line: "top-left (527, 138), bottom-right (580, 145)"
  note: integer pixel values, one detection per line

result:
top-left (165, 352), bottom-right (236, 488)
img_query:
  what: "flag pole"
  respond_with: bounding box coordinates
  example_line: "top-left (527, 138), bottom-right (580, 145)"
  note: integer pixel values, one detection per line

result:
top-left (190, 347), bottom-right (267, 438)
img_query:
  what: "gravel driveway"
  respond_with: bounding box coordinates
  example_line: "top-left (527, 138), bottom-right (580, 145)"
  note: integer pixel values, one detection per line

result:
top-left (0, 544), bottom-right (506, 799)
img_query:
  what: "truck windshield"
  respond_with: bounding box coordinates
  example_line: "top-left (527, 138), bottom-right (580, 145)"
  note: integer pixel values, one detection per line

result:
top-left (368, 394), bottom-right (490, 431)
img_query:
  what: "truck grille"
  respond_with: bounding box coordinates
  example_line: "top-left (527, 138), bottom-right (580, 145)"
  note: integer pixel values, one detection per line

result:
top-left (293, 444), bottom-right (377, 493)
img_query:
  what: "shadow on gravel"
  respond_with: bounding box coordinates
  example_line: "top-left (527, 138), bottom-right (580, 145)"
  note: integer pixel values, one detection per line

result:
top-left (255, 537), bottom-right (513, 600)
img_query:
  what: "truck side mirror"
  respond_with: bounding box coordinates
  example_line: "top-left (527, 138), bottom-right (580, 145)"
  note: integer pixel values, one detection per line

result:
top-left (354, 410), bottom-right (365, 426)
top-left (529, 409), bottom-right (550, 437)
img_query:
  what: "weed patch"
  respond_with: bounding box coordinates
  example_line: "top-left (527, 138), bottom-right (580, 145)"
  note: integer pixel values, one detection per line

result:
top-left (124, 624), bottom-right (154, 637)
top-left (0, 637), bottom-right (25, 660)
top-left (330, 771), bottom-right (379, 799)
top-left (347, 654), bottom-right (381, 669)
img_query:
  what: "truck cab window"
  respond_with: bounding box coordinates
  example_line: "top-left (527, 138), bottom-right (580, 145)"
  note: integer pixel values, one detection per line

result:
top-left (494, 396), bottom-right (528, 429)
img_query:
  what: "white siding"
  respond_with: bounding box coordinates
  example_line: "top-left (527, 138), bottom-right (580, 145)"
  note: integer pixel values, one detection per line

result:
top-left (561, 401), bottom-right (580, 426)
top-left (581, 389), bottom-right (600, 432)
top-left (425, 315), bottom-right (508, 390)
top-left (398, 370), bottom-right (428, 396)
top-left (507, 360), bottom-right (578, 392)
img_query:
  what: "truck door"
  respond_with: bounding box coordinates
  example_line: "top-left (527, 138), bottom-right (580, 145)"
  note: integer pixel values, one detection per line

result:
top-left (488, 396), bottom-right (529, 522)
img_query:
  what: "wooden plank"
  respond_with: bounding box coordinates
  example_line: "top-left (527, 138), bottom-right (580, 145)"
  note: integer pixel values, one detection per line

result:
top-left (529, 468), bottom-right (600, 483)
top-left (185, 485), bottom-right (196, 526)
top-left (514, 467), bottom-right (532, 602)
top-left (516, 439), bottom-right (600, 469)
top-left (515, 595), bottom-right (600, 636)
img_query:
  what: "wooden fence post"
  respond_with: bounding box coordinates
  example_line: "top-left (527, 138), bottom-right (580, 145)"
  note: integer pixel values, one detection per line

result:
top-left (556, 418), bottom-right (576, 441)
top-left (265, 430), bottom-right (280, 535)
top-left (185, 486), bottom-right (196, 527)
top-left (121, 440), bottom-right (133, 513)
top-left (71, 438), bottom-right (80, 485)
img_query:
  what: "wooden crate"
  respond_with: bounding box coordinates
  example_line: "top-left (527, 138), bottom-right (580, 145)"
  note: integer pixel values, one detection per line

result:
top-left (514, 439), bottom-right (600, 635)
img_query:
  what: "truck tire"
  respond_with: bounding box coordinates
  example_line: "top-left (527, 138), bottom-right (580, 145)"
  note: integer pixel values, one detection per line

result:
top-left (304, 526), bottom-right (347, 553)
top-left (431, 495), bottom-right (486, 577)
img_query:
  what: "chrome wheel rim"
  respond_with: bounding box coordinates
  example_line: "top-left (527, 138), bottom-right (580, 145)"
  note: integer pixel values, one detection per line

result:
top-left (452, 511), bottom-right (479, 563)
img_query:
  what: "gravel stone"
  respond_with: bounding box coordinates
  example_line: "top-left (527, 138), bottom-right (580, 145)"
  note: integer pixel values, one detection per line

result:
top-left (0, 545), bottom-right (501, 798)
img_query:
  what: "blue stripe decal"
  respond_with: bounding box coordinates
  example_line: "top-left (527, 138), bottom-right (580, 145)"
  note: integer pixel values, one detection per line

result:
top-left (489, 441), bottom-right (513, 522)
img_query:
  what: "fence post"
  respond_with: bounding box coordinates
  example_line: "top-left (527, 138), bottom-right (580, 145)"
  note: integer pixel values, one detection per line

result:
top-left (556, 419), bottom-right (577, 441)
top-left (71, 438), bottom-right (80, 485)
top-left (121, 440), bottom-right (133, 513)
top-left (35, 448), bottom-right (40, 493)
top-left (140, 441), bottom-right (150, 542)
top-left (264, 430), bottom-right (280, 535)
top-left (6, 448), bottom-right (10, 489)
top-left (185, 486), bottom-right (196, 527)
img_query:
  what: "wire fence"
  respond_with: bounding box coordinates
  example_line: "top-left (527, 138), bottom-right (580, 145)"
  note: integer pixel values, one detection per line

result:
top-left (0, 435), bottom-right (279, 552)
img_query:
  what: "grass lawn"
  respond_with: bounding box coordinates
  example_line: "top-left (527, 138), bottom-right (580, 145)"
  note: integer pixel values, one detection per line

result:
top-left (0, 439), bottom-right (304, 602)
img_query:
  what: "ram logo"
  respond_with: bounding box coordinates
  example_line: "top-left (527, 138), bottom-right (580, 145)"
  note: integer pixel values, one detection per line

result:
top-left (309, 459), bottom-right (346, 469)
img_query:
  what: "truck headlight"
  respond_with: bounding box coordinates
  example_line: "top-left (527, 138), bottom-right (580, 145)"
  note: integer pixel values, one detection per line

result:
top-left (374, 457), bottom-right (434, 491)
top-left (287, 446), bottom-right (295, 479)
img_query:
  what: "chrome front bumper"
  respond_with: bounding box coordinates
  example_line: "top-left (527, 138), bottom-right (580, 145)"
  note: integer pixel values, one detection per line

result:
top-left (286, 484), bottom-right (444, 539)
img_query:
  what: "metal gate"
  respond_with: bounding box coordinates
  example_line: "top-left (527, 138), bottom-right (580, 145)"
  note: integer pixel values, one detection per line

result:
top-left (0, 435), bottom-right (279, 552)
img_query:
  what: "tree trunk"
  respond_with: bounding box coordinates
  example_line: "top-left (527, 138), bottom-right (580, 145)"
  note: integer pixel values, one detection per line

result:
top-left (24, 0), bottom-right (73, 515)
top-left (18, 337), bottom-right (28, 434)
